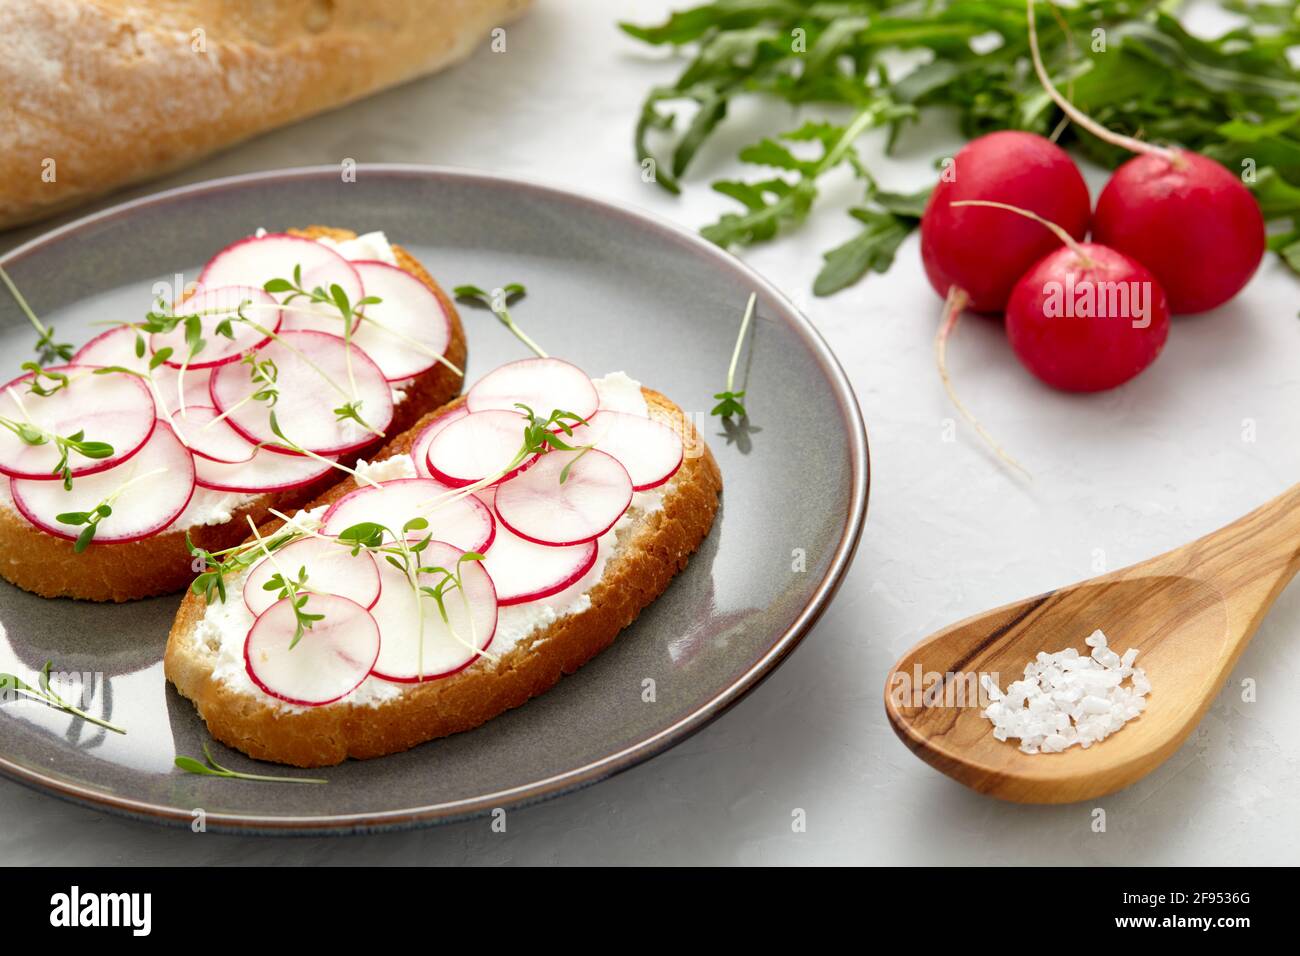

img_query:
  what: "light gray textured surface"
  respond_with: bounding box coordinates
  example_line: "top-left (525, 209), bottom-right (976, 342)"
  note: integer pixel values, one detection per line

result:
top-left (1, 0), bottom-right (1297, 864)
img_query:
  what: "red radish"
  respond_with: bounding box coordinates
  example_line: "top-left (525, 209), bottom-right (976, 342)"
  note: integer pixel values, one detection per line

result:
top-left (1026, 0), bottom-right (1264, 314)
top-left (1006, 243), bottom-right (1170, 391)
top-left (277, 261), bottom-right (366, 336)
top-left (244, 594), bottom-right (381, 706)
top-left (74, 326), bottom-right (214, 417)
top-left (151, 286), bottom-right (280, 369)
top-left (494, 448), bottom-right (632, 546)
top-left (368, 545), bottom-right (498, 683)
top-left (320, 477), bottom-right (496, 553)
top-left (564, 410), bottom-right (683, 491)
top-left (11, 421), bottom-right (195, 543)
top-left (0, 365), bottom-right (156, 480)
top-left (959, 199), bottom-right (1170, 391)
top-left (467, 357), bottom-right (599, 421)
top-left (1092, 154), bottom-right (1265, 314)
top-left (348, 261), bottom-right (453, 381)
top-left (410, 406), bottom-right (469, 478)
top-left (194, 444), bottom-right (337, 493)
top-left (166, 405), bottom-right (256, 463)
top-left (920, 131), bottom-right (1091, 313)
top-left (478, 490), bottom-right (597, 605)
top-left (243, 536), bottom-right (381, 617)
top-left (198, 233), bottom-right (355, 295)
top-left (425, 409), bottom-right (532, 488)
top-left (209, 329), bottom-right (393, 456)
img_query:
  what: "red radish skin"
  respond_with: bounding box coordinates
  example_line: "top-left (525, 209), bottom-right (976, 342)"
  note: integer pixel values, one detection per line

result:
top-left (476, 489), bottom-right (598, 605)
top-left (920, 131), bottom-right (1091, 313)
top-left (244, 594), bottom-right (381, 707)
top-left (193, 445), bottom-right (337, 493)
top-left (425, 409), bottom-right (534, 488)
top-left (199, 233), bottom-right (355, 294)
top-left (167, 405), bottom-right (256, 464)
top-left (152, 286), bottom-right (280, 369)
top-left (278, 261), bottom-right (365, 336)
top-left (1006, 243), bottom-right (1171, 391)
top-left (467, 357), bottom-right (599, 421)
top-left (1092, 153), bottom-right (1265, 314)
top-left (348, 261), bottom-right (454, 382)
top-left (564, 410), bottom-right (683, 491)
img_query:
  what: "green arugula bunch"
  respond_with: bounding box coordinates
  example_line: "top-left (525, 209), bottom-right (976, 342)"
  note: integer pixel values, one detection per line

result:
top-left (624, 0), bottom-right (1300, 293)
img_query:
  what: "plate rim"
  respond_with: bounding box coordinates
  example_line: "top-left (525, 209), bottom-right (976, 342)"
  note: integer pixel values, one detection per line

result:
top-left (0, 164), bottom-right (870, 834)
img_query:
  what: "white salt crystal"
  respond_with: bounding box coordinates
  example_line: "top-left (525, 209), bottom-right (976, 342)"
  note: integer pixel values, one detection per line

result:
top-left (980, 629), bottom-right (1149, 756)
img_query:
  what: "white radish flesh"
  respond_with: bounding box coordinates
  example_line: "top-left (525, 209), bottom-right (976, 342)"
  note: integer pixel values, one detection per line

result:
top-left (424, 409), bottom-right (530, 488)
top-left (0, 365), bottom-right (157, 480)
top-left (243, 536), bottom-right (381, 617)
top-left (478, 491), bottom-right (597, 605)
top-left (74, 326), bottom-right (213, 418)
top-left (193, 445), bottom-right (336, 493)
top-left (494, 448), bottom-right (632, 546)
top-left (10, 421), bottom-right (195, 543)
top-left (348, 261), bottom-right (452, 381)
top-left (466, 357), bottom-right (599, 420)
top-left (166, 404), bottom-right (255, 463)
top-left (565, 410), bottom-right (682, 491)
top-left (277, 261), bottom-right (365, 336)
top-left (368, 546), bottom-right (498, 683)
top-left (152, 286), bottom-right (280, 369)
top-left (199, 233), bottom-right (354, 296)
top-left (410, 405), bottom-right (468, 478)
top-left (244, 594), bottom-right (380, 706)
top-left (319, 477), bottom-right (495, 553)
top-left (208, 329), bottom-right (393, 456)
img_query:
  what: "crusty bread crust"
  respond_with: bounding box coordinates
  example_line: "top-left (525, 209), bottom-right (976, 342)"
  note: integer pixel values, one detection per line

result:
top-left (0, 0), bottom-right (535, 228)
top-left (164, 389), bottom-right (722, 767)
top-left (0, 226), bottom-right (466, 602)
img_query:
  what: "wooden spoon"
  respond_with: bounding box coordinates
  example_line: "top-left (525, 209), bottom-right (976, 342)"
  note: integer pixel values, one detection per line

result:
top-left (884, 483), bottom-right (1300, 803)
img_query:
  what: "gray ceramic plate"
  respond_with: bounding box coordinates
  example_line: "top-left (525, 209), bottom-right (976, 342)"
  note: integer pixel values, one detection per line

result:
top-left (0, 166), bottom-right (867, 834)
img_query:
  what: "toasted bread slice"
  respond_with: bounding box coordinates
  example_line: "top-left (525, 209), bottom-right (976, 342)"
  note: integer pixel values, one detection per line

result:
top-left (164, 388), bottom-right (721, 767)
top-left (0, 227), bottom-right (465, 602)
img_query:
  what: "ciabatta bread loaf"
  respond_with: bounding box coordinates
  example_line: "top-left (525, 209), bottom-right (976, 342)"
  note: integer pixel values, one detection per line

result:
top-left (0, 226), bottom-right (465, 602)
top-left (0, 0), bottom-right (534, 228)
top-left (164, 388), bottom-right (722, 767)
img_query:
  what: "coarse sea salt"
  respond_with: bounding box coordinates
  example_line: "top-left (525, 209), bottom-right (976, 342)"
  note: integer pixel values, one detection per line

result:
top-left (980, 630), bottom-right (1150, 755)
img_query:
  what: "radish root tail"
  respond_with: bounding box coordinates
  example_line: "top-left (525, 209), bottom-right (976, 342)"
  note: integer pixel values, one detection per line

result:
top-left (935, 287), bottom-right (1032, 480)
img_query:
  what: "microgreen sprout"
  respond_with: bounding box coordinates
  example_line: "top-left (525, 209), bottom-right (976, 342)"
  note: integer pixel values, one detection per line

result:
top-left (0, 266), bottom-right (74, 364)
top-left (711, 292), bottom-right (756, 420)
top-left (454, 283), bottom-right (549, 358)
top-left (0, 661), bottom-right (125, 734)
top-left (175, 742), bottom-right (327, 784)
top-left (57, 503), bottom-right (113, 553)
top-left (0, 412), bottom-right (115, 490)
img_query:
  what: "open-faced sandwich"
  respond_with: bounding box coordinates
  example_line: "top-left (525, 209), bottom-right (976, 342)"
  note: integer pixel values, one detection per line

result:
top-left (164, 358), bottom-right (722, 767)
top-left (0, 228), bottom-right (465, 602)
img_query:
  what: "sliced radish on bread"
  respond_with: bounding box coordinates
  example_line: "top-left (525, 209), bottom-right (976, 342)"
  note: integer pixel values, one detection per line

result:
top-left (10, 421), bottom-right (195, 543)
top-left (410, 405), bottom-right (468, 478)
top-left (73, 325), bottom-right (149, 373)
top-left (199, 233), bottom-right (353, 296)
top-left (425, 409), bottom-right (531, 488)
top-left (243, 537), bottom-right (381, 617)
top-left (244, 594), bottom-right (381, 706)
top-left (494, 448), bottom-right (632, 546)
top-left (466, 357), bottom-right (599, 421)
top-left (0, 365), bottom-right (157, 480)
top-left (368, 547), bottom-right (498, 682)
top-left (566, 410), bottom-right (683, 490)
top-left (277, 261), bottom-right (365, 336)
top-left (194, 445), bottom-right (337, 493)
top-left (478, 492), bottom-right (598, 605)
top-left (320, 477), bottom-right (495, 553)
top-left (209, 329), bottom-right (393, 456)
top-left (167, 405), bottom-right (256, 464)
top-left (348, 261), bottom-right (452, 381)
top-left (152, 286), bottom-right (280, 369)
